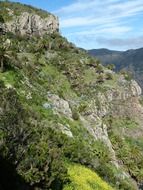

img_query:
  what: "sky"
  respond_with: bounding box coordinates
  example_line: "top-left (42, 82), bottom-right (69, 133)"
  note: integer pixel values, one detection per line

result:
top-left (7, 0), bottom-right (143, 50)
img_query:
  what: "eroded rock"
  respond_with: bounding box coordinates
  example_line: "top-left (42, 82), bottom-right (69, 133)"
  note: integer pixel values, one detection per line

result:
top-left (47, 94), bottom-right (72, 118)
top-left (1, 12), bottom-right (59, 36)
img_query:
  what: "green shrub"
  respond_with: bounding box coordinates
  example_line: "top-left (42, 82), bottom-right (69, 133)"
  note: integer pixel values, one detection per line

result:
top-left (105, 73), bottom-right (113, 80)
top-left (72, 110), bottom-right (79, 120)
top-left (106, 64), bottom-right (115, 70)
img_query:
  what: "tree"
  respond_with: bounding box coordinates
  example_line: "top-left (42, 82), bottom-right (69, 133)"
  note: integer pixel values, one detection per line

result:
top-left (0, 37), bottom-right (17, 72)
top-left (97, 74), bottom-right (104, 83)
top-left (105, 72), bottom-right (113, 80)
top-left (96, 64), bottom-right (104, 74)
top-left (120, 69), bottom-right (133, 81)
top-left (106, 64), bottom-right (115, 70)
top-left (0, 15), bottom-right (5, 23)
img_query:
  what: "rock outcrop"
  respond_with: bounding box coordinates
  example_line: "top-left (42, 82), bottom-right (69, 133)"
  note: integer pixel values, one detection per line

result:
top-left (47, 94), bottom-right (73, 118)
top-left (78, 78), bottom-right (143, 183)
top-left (1, 12), bottom-right (59, 36)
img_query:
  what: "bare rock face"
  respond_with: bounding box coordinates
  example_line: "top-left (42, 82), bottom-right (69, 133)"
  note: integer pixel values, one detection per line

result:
top-left (2, 12), bottom-right (59, 36)
top-left (130, 80), bottom-right (142, 96)
top-left (46, 94), bottom-right (73, 118)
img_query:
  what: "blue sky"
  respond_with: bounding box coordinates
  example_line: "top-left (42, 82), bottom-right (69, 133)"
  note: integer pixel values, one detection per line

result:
top-left (8, 0), bottom-right (143, 50)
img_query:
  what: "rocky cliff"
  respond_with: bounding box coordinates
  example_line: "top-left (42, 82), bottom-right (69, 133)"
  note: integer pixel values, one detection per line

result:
top-left (1, 12), bottom-right (59, 36)
top-left (0, 2), bottom-right (59, 36)
top-left (0, 2), bottom-right (143, 190)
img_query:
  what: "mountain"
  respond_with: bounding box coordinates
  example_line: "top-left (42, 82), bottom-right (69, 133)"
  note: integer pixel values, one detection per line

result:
top-left (0, 1), bottom-right (143, 190)
top-left (89, 48), bottom-right (122, 56)
top-left (88, 48), bottom-right (143, 90)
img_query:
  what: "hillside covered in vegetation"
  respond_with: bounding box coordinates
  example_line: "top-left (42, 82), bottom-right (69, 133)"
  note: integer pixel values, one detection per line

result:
top-left (88, 48), bottom-right (143, 91)
top-left (0, 1), bottom-right (143, 190)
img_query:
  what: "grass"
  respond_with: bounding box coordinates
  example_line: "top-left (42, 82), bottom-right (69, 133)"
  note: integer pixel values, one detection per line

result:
top-left (41, 64), bottom-right (77, 99)
top-left (112, 117), bottom-right (138, 129)
top-left (0, 70), bottom-right (18, 86)
top-left (102, 74), bottom-right (119, 89)
top-left (63, 164), bottom-right (114, 190)
top-left (83, 68), bottom-right (97, 85)
top-left (0, 1), bottom-right (51, 21)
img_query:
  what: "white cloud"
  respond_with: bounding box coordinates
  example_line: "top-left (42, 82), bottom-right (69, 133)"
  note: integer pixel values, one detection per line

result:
top-left (54, 0), bottom-right (143, 49)
top-left (71, 26), bottom-right (131, 36)
top-left (57, 0), bottom-right (143, 28)
top-left (56, 1), bottom-right (143, 17)
top-left (96, 36), bottom-right (143, 49)
top-left (55, 0), bottom-right (100, 15)
top-left (55, 0), bottom-right (124, 16)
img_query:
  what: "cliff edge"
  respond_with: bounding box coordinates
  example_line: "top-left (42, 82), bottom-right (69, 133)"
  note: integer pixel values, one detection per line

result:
top-left (0, 1), bottom-right (59, 36)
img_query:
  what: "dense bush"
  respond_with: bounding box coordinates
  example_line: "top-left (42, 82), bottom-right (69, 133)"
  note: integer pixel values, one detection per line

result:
top-left (0, 82), bottom-right (68, 190)
top-left (106, 116), bottom-right (143, 185)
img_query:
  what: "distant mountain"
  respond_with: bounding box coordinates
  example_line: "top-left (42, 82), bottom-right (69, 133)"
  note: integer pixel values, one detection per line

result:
top-left (88, 48), bottom-right (143, 90)
top-left (89, 48), bottom-right (122, 56)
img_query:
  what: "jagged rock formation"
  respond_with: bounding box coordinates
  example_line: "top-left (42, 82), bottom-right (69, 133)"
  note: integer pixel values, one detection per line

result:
top-left (0, 4), bottom-right (59, 36)
top-left (3, 12), bottom-right (59, 36)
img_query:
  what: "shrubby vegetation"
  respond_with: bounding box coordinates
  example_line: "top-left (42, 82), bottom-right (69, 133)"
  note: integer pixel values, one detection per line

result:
top-left (0, 81), bottom-right (68, 189)
top-left (0, 1), bottom-right (51, 21)
top-left (0, 80), bottom-right (114, 190)
top-left (106, 116), bottom-right (143, 186)
top-left (0, 2), bottom-right (143, 189)
top-left (0, 30), bottom-right (140, 189)
top-left (63, 164), bottom-right (114, 190)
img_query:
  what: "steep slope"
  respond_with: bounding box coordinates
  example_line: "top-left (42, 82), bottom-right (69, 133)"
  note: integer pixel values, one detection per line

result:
top-left (88, 48), bottom-right (143, 90)
top-left (0, 2), bottom-right (143, 190)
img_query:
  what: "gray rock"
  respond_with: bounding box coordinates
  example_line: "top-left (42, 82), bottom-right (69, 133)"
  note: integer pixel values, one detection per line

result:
top-left (45, 52), bottom-right (57, 59)
top-left (2, 12), bottom-right (59, 36)
top-left (47, 94), bottom-right (72, 118)
top-left (43, 102), bottom-right (53, 109)
top-left (80, 115), bottom-right (119, 167)
top-left (130, 80), bottom-right (142, 96)
top-left (0, 107), bottom-right (3, 114)
top-left (58, 123), bottom-right (73, 137)
top-left (0, 23), bottom-right (6, 34)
